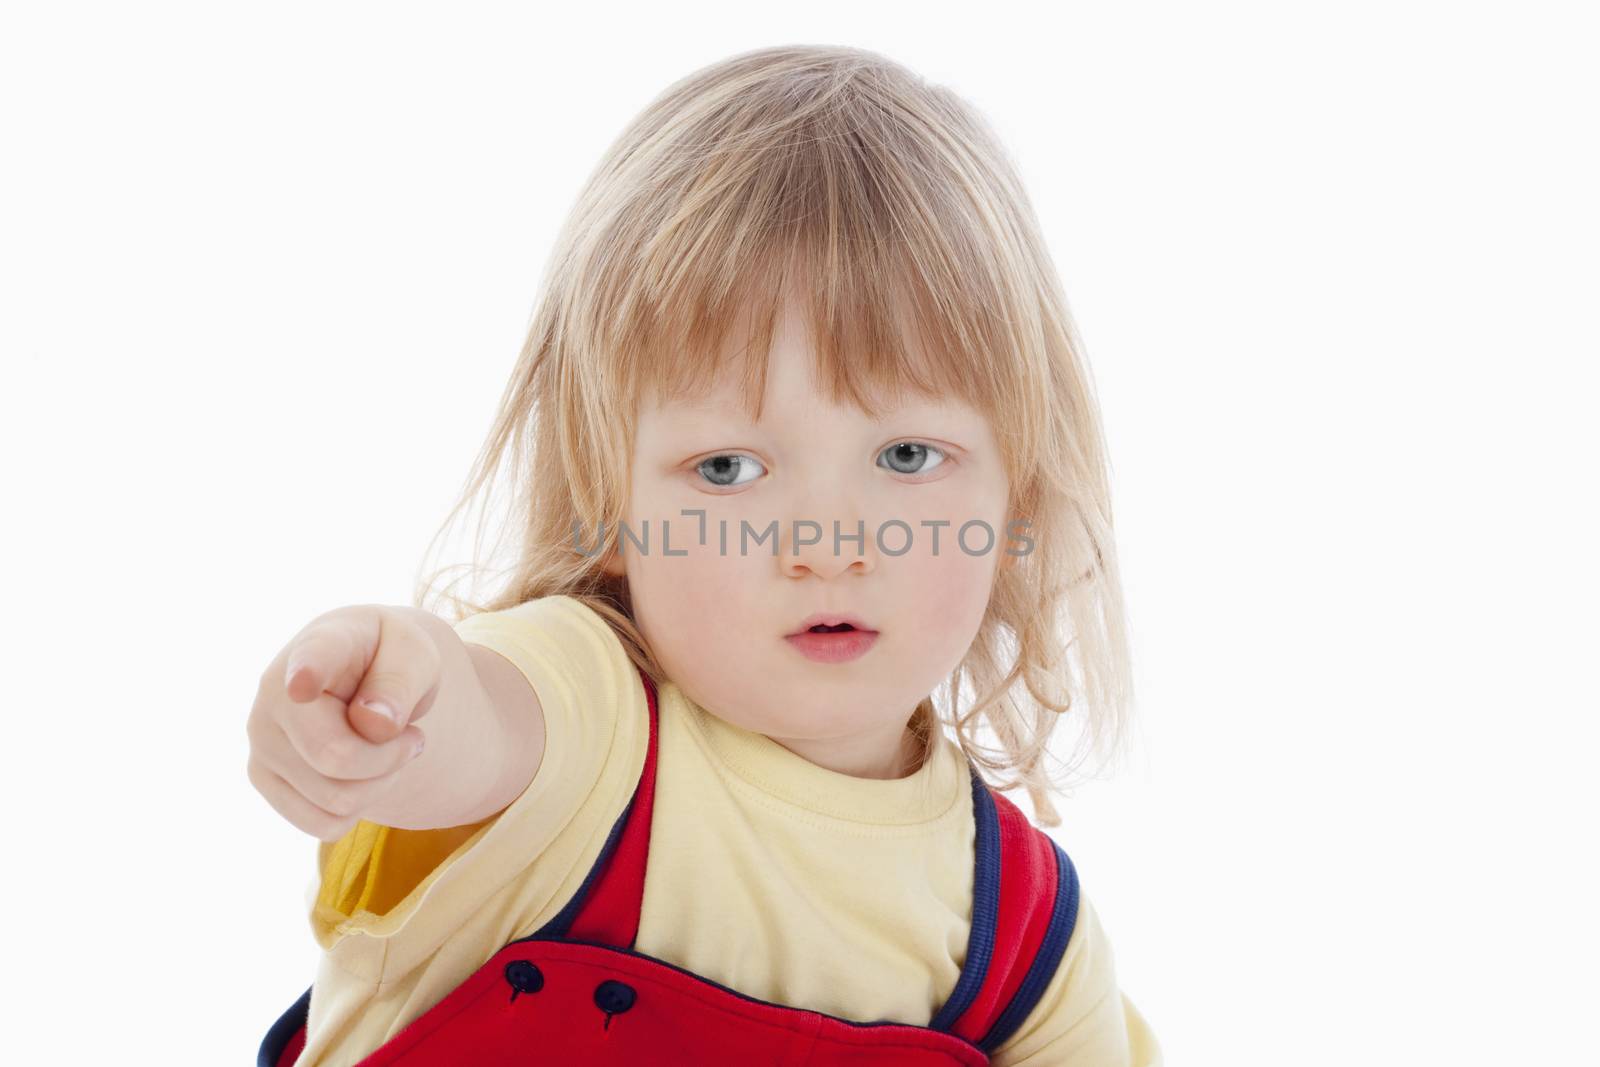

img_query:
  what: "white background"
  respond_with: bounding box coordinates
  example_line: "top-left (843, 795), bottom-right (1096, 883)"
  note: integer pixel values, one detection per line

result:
top-left (4, 2), bottom-right (1596, 1063)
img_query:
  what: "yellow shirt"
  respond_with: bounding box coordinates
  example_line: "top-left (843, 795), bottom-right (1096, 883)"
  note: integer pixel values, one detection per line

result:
top-left (294, 595), bottom-right (1160, 1066)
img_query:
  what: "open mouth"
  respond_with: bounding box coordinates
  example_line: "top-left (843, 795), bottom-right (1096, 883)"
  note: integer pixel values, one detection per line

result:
top-left (784, 617), bottom-right (880, 663)
top-left (787, 613), bottom-right (875, 636)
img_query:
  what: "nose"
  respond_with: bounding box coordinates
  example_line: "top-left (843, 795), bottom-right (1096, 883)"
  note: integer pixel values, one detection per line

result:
top-left (779, 514), bottom-right (876, 580)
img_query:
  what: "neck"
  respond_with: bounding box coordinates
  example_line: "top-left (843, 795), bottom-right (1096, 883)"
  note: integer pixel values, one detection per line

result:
top-left (767, 717), bottom-right (926, 780)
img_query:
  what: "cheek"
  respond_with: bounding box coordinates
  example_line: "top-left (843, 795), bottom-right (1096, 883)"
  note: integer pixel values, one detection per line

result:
top-left (899, 544), bottom-right (995, 628)
top-left (886, 479), bottom-right (1005, 589)
top-left (658, 553), bottom-right (746, 623)
top-left (884, 509), bottom-right (1004, 671)
top-left (628, 529), bottom-right (759, 664)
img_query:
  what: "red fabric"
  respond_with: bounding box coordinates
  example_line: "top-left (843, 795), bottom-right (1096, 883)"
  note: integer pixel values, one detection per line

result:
top-left (274, 1025), bottom-right (305, 1067)
top-left (948, 791), bottom-right (1059, 1045)
top-left (338, 940), bottom-right (987, 1066)
top-left (563, 669), bottom-right (660, 947)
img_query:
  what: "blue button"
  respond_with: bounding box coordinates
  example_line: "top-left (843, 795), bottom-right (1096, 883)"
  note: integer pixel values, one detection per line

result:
top-left (504, 960), bottom-right (544, 1001)
top-left (594, 979), bottom-right (637, 1015)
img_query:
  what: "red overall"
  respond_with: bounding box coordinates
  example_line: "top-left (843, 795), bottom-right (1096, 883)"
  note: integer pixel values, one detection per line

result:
top-left (259, 667), bottom-right (1080, 1065)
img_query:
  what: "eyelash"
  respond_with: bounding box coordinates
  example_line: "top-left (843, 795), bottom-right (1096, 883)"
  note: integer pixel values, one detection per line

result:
top-left (693, 442), bottom-right (950, 489)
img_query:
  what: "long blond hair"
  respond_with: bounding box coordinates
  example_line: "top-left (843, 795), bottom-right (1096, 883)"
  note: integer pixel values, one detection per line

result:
top-left (415, 44), bottom-right (1133, 825)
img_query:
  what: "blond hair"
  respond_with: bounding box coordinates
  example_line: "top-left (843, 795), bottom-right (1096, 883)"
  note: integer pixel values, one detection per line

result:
top-left (415, 44), bottom-right (1133, 825)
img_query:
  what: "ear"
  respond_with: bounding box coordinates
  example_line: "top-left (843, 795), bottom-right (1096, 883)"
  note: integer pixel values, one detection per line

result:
top-left (599, 544), bottom-right (626, 578)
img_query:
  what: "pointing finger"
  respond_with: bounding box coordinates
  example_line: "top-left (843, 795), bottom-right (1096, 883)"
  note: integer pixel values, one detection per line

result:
top-left (281, 608), bottom-right (381, 704)
top-left (347, 609), bottom-right (443, 743)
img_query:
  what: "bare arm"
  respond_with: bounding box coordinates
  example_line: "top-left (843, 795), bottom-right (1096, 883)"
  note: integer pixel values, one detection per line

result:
top-left (358, 608), bottom-right (547, 831)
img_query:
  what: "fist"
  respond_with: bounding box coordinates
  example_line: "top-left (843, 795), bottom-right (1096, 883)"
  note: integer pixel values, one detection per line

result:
top-left (246, 604), bottom-right (439, 842)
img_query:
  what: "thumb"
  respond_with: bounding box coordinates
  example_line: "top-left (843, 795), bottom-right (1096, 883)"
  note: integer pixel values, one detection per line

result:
top-left (347, 608), bottom-right (443, 745)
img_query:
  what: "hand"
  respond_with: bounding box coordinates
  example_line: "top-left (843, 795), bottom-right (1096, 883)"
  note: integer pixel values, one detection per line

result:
top-left (246, 604), bottom-right (439, 842)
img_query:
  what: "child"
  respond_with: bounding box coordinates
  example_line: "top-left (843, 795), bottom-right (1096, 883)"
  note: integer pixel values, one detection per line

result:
top-left (249, 44), bottom-right (1160, 1066)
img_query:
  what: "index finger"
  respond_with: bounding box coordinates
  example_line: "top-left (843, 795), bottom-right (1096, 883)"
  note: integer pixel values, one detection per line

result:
top-left (282, 607), bottom-right (380, 704)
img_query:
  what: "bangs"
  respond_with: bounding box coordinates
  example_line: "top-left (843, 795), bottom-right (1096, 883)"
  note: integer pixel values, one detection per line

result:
top-left (580, 57), bottom-right (1039, 441)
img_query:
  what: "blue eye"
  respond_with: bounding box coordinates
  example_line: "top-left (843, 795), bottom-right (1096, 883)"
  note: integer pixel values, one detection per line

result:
top-left (694, 443), bottom-right (947, 488)
top-left (878, 442), bottom-right (947, 476)
top-left (696, 454), bottom-right (766, 487)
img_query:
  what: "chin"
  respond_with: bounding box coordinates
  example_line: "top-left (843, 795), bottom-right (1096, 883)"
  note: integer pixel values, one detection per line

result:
top-left (774, 702), bottom-right (880, 739)
top-left (701, 696), bottom-right (815, 737)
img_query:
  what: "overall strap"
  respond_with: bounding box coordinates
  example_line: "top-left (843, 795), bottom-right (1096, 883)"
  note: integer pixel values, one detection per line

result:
top-left (529, 665), bottom-right (661, 949)
top-left (929, 768), bottom-right (1081, 1054)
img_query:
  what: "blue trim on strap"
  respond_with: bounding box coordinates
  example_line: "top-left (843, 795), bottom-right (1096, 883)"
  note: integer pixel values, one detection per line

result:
top-left (534, 669), bottom-right (657, 939)
top-left (532, 779), bottom-right (638, 939)
top-left (257, 984), bottom-right (310, 1067)
top-left (928, 766), bottom-right (1001, 1032)
top-left (977, 838), bottom-right (1080, 1053)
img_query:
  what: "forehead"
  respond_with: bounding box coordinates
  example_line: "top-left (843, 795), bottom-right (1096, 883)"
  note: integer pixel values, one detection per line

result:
top-left (639, 357), bottom-right (984, 436)
top-left (638, 294), bottom-right (981, 427)
top-left (645, 384), bottom-right (978, 427)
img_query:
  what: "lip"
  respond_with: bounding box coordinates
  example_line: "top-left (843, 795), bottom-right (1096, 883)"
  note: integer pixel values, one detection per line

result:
top-left (787, 612), bottom-right (876, 636)
top-left (783, 628), bottom-right (879, 664)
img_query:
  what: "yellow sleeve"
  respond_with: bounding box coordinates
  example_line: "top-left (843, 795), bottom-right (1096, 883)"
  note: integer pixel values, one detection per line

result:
top-left (988, 894), bottom-right (1163, 1067)
top-left (311, 594), bottom-right (642, 939)
top-left (315, 819), bottom-right (493, 922)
